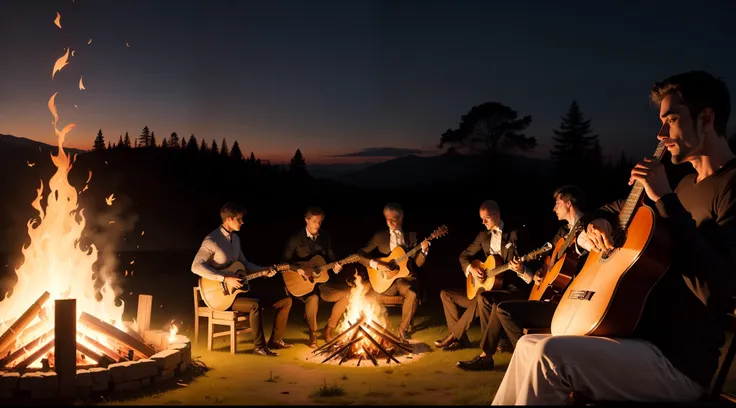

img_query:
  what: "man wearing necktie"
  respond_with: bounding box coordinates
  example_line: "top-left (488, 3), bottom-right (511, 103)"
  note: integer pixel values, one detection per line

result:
top-left (436, 200), bottom-right (529, 363)
top-left (357, 202), bottom-right (430, 340)
top-left (282, 206), bottom-right (351, 348)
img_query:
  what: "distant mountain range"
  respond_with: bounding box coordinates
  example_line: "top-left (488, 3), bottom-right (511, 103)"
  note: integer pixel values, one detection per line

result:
top-left (0, 134), bottom-right (87, 157)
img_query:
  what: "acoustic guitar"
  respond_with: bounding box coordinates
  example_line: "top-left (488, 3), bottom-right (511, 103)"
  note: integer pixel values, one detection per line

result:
top-left (528, 221), bottom-right (584, 302)
top-left (199, 261), bottom-right (291, 311)
top-left (465, 242), bottom-right (553, 300)
top-left (282, 254), bottom-right (361, 297)
top-left (366, 225), bottom-right (449, 293)
top-left (551, 141), bottom-right (671, 337)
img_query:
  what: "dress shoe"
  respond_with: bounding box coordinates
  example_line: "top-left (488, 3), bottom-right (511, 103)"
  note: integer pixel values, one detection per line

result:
top-left (253, 347), bottom-right (279, 357)
top-left (434, 333), bottom-right (457, 348)
top-left (267, 339), bottom-right (294, 350)
top-left (442, 335), bottom-right (471, 351)
top-left (456, 355), bottom-right (494, 371)
top-left (307, 332), bottom-right (318, 348)
top-left (324, 326), bottom-right (335, 343)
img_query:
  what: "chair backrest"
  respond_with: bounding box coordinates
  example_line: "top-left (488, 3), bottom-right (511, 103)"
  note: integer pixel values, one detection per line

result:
top-left (193, 286), bottom-right (206, 312)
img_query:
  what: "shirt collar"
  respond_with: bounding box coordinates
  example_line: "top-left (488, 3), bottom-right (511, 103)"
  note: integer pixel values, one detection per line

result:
top-left (220, 225), bottom-right (232, 240)
top-left (306, 227), bottom-right (318, 240)
top-left (492, 221), bottom-right (504, 234)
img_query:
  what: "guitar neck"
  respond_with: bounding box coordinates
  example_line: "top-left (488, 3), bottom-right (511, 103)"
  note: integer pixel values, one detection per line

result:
top-left (618, 141), bottom-right (667, 229)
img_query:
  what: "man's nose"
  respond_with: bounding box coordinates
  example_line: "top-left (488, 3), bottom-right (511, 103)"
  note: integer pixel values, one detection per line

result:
top-left (657, 123), bottom-right (670, 140)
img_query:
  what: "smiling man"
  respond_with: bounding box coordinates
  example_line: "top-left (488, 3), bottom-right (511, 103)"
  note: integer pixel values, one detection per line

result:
top-left (492, 71), bottom-right (736, 404)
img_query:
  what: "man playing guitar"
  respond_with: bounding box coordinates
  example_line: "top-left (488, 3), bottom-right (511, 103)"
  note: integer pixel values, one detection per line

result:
top-left (357, 202), bottom-right (430, 341)
top-left (191, 202), bottom-right (293, 356)
top-left (282, 206), bottom-right (351, 348)
top-left (493, 71), bottom-right (736, 404)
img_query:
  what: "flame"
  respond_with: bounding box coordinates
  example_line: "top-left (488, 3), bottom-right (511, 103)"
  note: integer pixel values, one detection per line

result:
top-left (169, 321), bottom-right (178, 342)
top-left (52, 48), bottom-right (70, 80)
top-left (125, 42), bottom-right (130, 48)
top-left (339, 274), bottom-right (388, 355)
top-left (27, 161), bottom-right (35, 167)
top-left (105, 194), bottom-right (115, 206)
top-left (87, 39), bottom-right (92, 45)
top-left (79, 76), bottom-right (86, 90)
top-left (53, 12), bottom-right (62, 29)
top-left (0, 28), bottom-right (126, 368)
top-left (71, 50), bottom-right (75, 57)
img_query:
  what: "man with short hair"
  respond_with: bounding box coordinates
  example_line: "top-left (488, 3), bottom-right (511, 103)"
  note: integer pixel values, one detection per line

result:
top-left (282, 206), bottom-right (351, 348)
top-left (191, 202), bottom-right (293, 357)
top-left (357, 202), bottom-right (430, 340)
top-left (493, 71), bottom-right (736, 404)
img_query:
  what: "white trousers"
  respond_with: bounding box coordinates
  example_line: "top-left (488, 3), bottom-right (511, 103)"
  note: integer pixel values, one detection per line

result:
top-left (491, 334), bottom-right (704, 405)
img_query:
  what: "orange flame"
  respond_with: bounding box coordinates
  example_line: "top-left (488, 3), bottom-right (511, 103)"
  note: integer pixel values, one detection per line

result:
top-left (52, 49), bottom-right (70, 80)
top-left (169, 321), bottom-right (178, 342)
top-left (105, 194), bottom-right (115, 206)
top-left (79, 76), bottom-right (86, 90)
top-left (53, 12), bottom-right (62, 29)
top-left (340, 274), bottom-right (388, 355)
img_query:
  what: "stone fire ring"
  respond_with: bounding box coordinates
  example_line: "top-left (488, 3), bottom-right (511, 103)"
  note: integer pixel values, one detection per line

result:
top-left (0, 329), bottom-right (192, 400)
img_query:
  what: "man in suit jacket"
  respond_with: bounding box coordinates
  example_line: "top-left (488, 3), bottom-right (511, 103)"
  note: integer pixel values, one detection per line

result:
top-left (436, 200), bottom-right (529, 358)
top-left (282, 206), bottom-right (351, 348)
top-left (357, 202), bottom-right (430, 340)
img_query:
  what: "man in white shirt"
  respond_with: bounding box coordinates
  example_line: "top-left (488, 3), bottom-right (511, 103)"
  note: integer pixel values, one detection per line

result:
top-left (357, 202), bottom-right (430, 340)
top-left (191, 202), bottom-right (293, 356)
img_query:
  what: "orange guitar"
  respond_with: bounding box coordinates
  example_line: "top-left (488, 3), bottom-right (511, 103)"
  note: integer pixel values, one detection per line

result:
top-left (199, 261), bottom-right (291, 311)
top-left (528, 221), bottom-right (584, 302)
top-left (465, 242), bottom-right (553, 300)
top-left (551, 141), bottom-right (672, 337)
top-left (282, 254), bottom-right (360, 297)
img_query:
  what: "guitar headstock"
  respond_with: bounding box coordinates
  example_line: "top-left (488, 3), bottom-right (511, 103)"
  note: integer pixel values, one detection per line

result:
top-left (521, 242), bottom-right (554, 261)
top-left (428, 224), bottom-right (449, 241)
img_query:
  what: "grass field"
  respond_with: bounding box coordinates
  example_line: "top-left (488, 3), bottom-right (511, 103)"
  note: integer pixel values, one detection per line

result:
top-left (95, 304), bottom-right (736, 405)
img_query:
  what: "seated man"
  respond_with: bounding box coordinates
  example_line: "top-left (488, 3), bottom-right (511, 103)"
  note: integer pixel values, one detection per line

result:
top-left (357, 202), bottom-right (430, 340)
top-left (493, 71), bottom-right (736, 404)
top-left (282, 206), bottom-right (351, 348)
top-left (191, 202), bottom-right (293, 356)
top-left (436, 200), bottom-right (528, 357)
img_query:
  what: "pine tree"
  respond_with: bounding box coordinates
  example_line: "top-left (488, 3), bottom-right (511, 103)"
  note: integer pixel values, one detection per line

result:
top-left (289, 148), bottom-right (308, 177)
top-left (549, 100), bottom-right (602, 180)
top-left (123, 132), bottom-right (131, 148)
top-left (249, 152), bottom-right (256, 162)
top-left (161, 137), bottom-right (169, 148)
top-left (149, 131), bottom-right (157, 148)
top-left (169, 132), bottom-right (180, 149)
top-left (199, 139), bottom-right (208, 154)
top-left (220, 138), bottom-right (229, 156)
top-left (180, 137), bottom-right (186, 149)
top-left (210, 139), bottom-right (218, 156)
top-left (138, 126), bottom-right (151, 148)
top-left (107, 141), bottom-right (112, 149)
top-left (186, 134), bottom-right (198, 152)
top-left (118, 135), bottom-right (123, 149)
top-left (92, 129), bottom-right (106, 151)
top-left (230, 140), bottom-right (243, 160)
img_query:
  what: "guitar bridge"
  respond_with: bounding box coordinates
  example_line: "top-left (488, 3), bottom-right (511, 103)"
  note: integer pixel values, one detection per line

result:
top-left (568, 290), bottom-right (594, 301)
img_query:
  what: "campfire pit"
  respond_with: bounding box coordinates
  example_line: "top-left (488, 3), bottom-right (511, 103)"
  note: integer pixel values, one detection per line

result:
top-left (0, 295), bottom-right (192, 400)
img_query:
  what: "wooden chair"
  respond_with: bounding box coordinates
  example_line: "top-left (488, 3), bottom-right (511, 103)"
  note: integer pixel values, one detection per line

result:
top-left (193, 287), bottom-right (252, 354)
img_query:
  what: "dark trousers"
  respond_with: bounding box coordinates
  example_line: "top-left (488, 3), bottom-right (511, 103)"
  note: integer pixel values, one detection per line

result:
top-left (497, 299), bottom-right (558, 347)
top-left (478, 290), bottom-right (527, 355)
top-left (232, 295), bottom-right (293, 349)
top-left (380, 278), bottom-right (419, 333)
top-left (302, 282), bottom-right (351, 332)
top-left (439, 288), bottom-right (478, 340)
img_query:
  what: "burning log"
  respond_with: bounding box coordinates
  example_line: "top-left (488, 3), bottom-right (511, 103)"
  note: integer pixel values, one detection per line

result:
top-left (362, 345), bottom-right (378, 366)
top-left (313, 316), bottom-right (365, 354)
top-left (75, 341), bottom-right (103, 363)
top-left (136, 294), bottom-right (153, 336)
top-left (364, 322), bottom-right (412, 353)
top-left (55, 299), bottom-right (76, 398)
top-left (358, 326), bottom-right (400, 364)
top-left (78, 333), bottom-right (122, 362)
top-left (0, 291), bottom-right (51, 356)
top-left (321, 336), bottom-right (364, 364)
top-left (15, 338), bottom-right (54, 370)
top-left (79, 312), bottom-right (155, 357)
top-left (0, 328), bottom-right (54, 369)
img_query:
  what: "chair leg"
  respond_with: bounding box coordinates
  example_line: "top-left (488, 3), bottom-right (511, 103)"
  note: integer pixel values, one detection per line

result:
top-left (194, 315), bottom-right (199, 346)
top-left (207, 319), bottom-right (214, 352)
top-left (230, 321), bottom-right (237, 355)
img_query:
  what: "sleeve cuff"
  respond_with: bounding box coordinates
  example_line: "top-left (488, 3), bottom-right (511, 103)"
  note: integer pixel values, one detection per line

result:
top-left (464, 264), bottom-right (471, 277)
top-left (369, 260), bottom-right (378, 269)
top-left (520, 266), bottom-right (534, 284)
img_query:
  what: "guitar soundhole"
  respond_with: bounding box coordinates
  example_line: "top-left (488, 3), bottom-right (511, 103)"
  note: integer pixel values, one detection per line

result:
top-left (389, 261), bottom-right (399, 271)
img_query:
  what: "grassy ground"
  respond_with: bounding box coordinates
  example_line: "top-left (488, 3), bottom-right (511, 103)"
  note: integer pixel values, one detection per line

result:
top-left (96, 305), bottom-right (736, 406)
top-left (100, 309), bottom-right (506, 405)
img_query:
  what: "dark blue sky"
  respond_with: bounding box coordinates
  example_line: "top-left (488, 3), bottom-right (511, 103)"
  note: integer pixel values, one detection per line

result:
top-left (1, 0), bottom-right (735, 163)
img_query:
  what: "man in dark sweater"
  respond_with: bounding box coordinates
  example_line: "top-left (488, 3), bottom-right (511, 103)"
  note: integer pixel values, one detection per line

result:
top-left (282, 206), bottom-right (351, 348)
top-left (493, 71), bottom-right (736, 405)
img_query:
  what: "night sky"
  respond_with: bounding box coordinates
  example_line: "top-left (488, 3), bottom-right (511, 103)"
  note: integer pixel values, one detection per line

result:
top-left (1, 0), bottom-right (735, 164)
